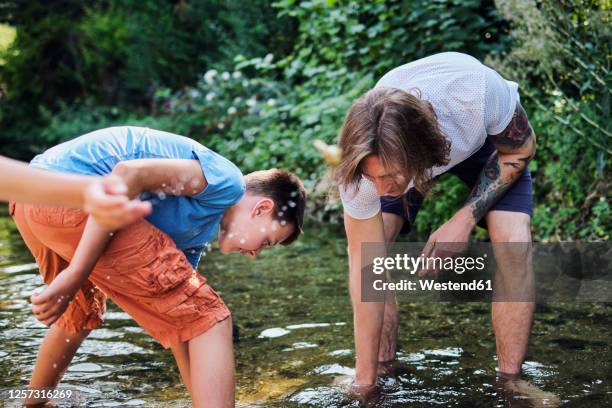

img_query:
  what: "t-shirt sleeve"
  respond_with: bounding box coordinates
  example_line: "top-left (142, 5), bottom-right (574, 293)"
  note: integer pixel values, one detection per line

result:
top-left (191, 148), bottom-right (246, 208)
top-left (339, 177), bottom-right (381, 219)
top-left (483, 67), bottom-right (520, 135)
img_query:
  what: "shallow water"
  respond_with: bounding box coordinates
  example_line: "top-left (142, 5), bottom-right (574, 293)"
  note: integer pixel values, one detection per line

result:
top-left (0, 206), bottom-right (610, 407)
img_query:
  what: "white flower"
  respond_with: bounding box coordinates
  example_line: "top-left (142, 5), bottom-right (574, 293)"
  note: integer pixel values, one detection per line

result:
top-left (246, 97), bottom-right (257, 107)
top-left (264, 53), bottom-right (274, 64)
top-left (227, 106), bottom-right (237, 115)
top-left (217, 122), bottom-right (225, 129)
top-left (221, 71), bottom-right (231, 81)
top-left (267, 98), bottom-right (276, 106)
top-left (188, 89), bottom-right (200, 99)
top-left (242, 80), bottom-right (249, 87)
top-left (232, 71), bottom-right (242, 79)
top-left (204, 70), bottom-right (217, 84)
top-left (205, 92), bottom-right (216, 101)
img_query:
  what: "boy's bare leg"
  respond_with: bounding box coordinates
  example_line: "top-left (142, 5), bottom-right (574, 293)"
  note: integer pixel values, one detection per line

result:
top-left (188, 317), bottom-right (235, 408)
top-left (171, 341), bottom-right (192, 395)
top-left (26, 325), bottom-right (90, 405)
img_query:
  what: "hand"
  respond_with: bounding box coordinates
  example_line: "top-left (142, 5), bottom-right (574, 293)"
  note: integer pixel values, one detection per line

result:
top-left (419, 207), bottom-right (475, 276)
top-left (31, 268), bottom-right (84, 326)
top-left (83, 175), bottom-right (151, 230)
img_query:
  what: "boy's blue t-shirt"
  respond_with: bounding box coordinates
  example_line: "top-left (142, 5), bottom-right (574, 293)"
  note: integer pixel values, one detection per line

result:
top-left (30, 126), bottom-right (246, 268)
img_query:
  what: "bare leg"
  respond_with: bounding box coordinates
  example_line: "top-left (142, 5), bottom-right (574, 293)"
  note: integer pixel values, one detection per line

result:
top-left (26, 324), bottom-right (91, 405)
top-left (171, 341), bottom-right (192, 395)
top-left (378, 213), bottom-right (404, 364)
top-left (487, 211), bottom-right (534, 374)
top-left (188, 317), bottom-right (235, 408)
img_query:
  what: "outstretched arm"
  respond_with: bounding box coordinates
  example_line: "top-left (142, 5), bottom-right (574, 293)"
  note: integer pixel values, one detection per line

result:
top-left (1, 156), bottom-right (150, 229)
top-left (345, 212), bottom-right (386, 389)
top-left (31, 217), bottom-right (113, 326)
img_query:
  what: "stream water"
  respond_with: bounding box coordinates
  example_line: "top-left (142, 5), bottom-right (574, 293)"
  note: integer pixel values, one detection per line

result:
top-left (0, 205), bottom-right (610, 407)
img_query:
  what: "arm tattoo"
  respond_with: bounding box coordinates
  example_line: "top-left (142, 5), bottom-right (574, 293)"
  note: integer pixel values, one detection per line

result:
top-left (488, 103), bottom-right (533, 149)
top-left (467, 151), bottom-right (515, 221)
top-left (466, 103), bottom-right (535, 222)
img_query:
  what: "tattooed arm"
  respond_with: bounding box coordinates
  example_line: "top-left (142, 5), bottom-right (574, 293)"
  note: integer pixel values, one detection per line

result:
top-left (466, 102), bottom-right (536, 222)
top-left (419, 102), bottom-right (536, 264)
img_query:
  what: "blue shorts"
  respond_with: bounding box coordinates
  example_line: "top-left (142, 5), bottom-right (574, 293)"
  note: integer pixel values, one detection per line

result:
top-left (380, 139), bottom-right (533, 234)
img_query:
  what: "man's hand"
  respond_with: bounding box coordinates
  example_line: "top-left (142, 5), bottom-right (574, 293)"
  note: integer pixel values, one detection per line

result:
top-left (84, 175), bottom-right (151, 230)
top-left (31, 268), bottom-right (85, 327)
top-left (419, 206), bottom-right (475, 276)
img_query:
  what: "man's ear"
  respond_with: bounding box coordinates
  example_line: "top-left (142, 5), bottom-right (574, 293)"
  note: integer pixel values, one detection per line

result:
top-left (253, 197), bottom-right (275, 217)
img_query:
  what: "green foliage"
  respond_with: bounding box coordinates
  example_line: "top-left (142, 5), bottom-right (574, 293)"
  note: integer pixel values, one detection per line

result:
top-left (0, 0), bottom-right (294, 158)
top-left (487, 0), bottom-right (610, 240)
top-left (3, 0), bottom-right (605, 241)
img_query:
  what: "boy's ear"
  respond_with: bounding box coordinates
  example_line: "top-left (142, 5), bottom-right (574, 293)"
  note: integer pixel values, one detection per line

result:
top-left (253, 197), bottom-right (275, 217)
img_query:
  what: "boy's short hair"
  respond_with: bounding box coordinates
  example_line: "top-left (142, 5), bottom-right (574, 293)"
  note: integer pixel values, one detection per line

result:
top-left (244, 169), bottom-right (306, 245)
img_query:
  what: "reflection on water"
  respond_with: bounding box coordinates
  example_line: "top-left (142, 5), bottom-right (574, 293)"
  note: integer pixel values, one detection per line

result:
top-left (0, 207), bottom-right (610, 407)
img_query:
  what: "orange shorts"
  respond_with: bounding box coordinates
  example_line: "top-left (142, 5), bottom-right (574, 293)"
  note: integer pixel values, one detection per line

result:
top-left (9, 201), bottom-right (230, 349)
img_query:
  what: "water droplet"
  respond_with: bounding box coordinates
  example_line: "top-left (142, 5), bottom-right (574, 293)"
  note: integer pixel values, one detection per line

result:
top-left (66, 339), bottom-right (70, 343)
top-left (158, 192), bottom-right (167, 200)
top-left (162, 183), bottom-right (166, 187)
top-left (109, 232), bottom-right (114, 237)
top-left (290, 191), bottom-right (298, 197)
top-left (53, 363), bottom-right (57, 368)
top-left (281, 220), bottom-right (287, 226)
top-left (281, 205), bottom-right (288, 211)
top-left (288, 200), bottom-right (296, 208)
top-left (278, 211), bottom-right (284, 217)
top-left (259, 227), bottom-right (266, 233)
top-left (240, 239), bottom-right (246, 244)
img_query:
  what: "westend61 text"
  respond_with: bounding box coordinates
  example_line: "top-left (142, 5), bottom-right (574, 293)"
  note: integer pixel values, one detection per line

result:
top-left (373, 279), bottom-right (493, 292)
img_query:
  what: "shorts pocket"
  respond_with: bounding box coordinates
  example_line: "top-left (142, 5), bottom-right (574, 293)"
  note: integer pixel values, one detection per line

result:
top-left (111, 232), bottom-right (194, 297)
top-left (28, 205), bottom-right (87, 227)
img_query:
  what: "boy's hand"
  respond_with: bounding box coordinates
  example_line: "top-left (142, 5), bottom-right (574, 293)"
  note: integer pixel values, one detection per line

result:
top-left (31, 268), bottom-right (84, 327)
top-left (84, 175), bottom-right (151, 230)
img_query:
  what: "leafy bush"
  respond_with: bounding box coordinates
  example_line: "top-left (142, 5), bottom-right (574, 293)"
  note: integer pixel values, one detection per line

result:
top-left (487, 0), bottom-right (610, 240)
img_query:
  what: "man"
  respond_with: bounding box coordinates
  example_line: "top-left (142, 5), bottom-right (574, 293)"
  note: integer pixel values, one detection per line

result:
top-left (334, 52), bottom-right (536, 391)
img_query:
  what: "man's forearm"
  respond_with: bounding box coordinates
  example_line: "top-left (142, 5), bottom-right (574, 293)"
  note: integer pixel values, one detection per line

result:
top-left (465, 102), bottom-right (536, 223)
top-left (350, 270), bottom-right (385, 384)
top-left (464, 151), bottom-right (528, 222)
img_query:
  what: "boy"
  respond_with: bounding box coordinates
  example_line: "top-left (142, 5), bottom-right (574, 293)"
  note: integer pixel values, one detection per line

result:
top-left (10, 126), bottom-right (306, 407)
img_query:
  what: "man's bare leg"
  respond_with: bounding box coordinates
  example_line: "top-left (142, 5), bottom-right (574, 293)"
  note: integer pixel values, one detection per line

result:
top-left (171, 341), bottom-right (192, 395)
top-left (486, 210), bottom-right (534, 375)
top-left (26, 325), bottom-right (91, 405)
top-left (188, 317), bottom-right (235, 408)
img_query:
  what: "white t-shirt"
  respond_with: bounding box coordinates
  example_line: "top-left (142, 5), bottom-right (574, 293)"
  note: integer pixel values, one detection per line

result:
top-left (340, 52), bottom-right (520, 219)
